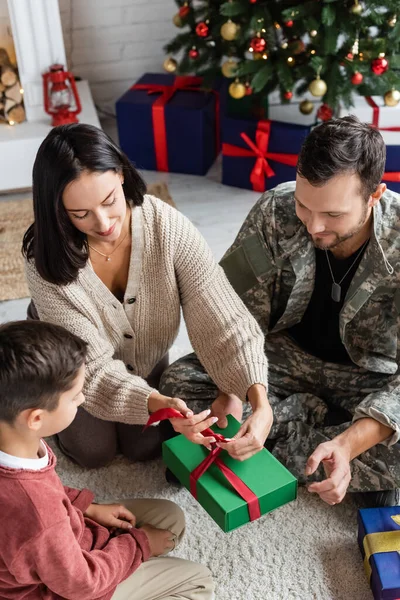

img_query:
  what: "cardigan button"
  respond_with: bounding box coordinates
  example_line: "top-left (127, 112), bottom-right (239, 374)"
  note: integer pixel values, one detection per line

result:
top-left (126, 364), bottom-right (134, 372)
top-left (124, 334), bottom-right (133, 339)
top-left (127, 297), bottom-right (136, 304)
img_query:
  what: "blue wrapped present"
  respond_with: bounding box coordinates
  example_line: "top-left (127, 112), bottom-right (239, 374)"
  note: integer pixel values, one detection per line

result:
top-left (383, 146), bottom-right (400, 193)
top-left (222, 116), bottom-right (310, 192)
top-left (358, 506), bottom-right (400, 600)
top-left (116, 73), bottom-right (220, 175)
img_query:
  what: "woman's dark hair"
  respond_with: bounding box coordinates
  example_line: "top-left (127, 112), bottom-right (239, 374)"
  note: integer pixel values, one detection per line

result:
top-left (22, 124), bottom-right (146, 285)
top-left (0, 320), bottom-right (87, 424)
top-left (297, 115), bottom-right (386, 200)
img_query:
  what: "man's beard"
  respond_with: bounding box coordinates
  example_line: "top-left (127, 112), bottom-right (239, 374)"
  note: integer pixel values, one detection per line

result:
top-left (311, 203), bottom-right (369, 250)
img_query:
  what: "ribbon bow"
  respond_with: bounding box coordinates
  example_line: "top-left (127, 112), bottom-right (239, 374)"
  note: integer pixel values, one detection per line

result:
top-left (145, 408), bottom-right (261, 521)
top-left (132, 76), bottom-right (220, 172)
top-left (365, 97), bottom-right (400, 132)
top-left (222, 120), bottom-right (298, 192)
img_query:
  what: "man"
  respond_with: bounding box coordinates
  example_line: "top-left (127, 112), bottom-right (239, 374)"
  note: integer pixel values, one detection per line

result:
top-left (160, 115), bottom-right (400, 507)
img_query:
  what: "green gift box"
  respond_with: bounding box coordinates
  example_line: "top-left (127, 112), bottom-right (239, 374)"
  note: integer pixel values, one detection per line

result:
top-left (162, 415), bottom-right (297, 532)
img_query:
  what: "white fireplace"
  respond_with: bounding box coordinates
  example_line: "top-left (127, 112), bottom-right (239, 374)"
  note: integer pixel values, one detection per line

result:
top-left (0, 0), bottom-right (100, 192)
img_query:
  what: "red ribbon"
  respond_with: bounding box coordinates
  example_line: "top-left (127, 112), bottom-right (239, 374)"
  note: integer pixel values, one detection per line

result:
top-left (382, 172), bottom-right (400, 182)
top-left (145, 408), bottom-right (261, 522)
top-left (222, 120), bottom-right (298, 192)
top-left (365, 97), bottom-right (400, 131)
top-left (132, 77), bottom-right (220, 172)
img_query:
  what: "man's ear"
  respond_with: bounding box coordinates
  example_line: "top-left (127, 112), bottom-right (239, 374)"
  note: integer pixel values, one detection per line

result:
top-left (368, 183), bottom-right (386, 208)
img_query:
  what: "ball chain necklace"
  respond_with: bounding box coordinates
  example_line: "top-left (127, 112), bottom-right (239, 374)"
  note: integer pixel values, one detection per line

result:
top-left (88, 229), bottom-right (129, 262)
top-left (325, 238), bottom-right (369, 303)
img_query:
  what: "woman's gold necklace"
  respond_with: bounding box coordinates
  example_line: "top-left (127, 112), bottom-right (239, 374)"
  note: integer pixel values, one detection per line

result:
top-left (88, 229), bottom-right (129, 262)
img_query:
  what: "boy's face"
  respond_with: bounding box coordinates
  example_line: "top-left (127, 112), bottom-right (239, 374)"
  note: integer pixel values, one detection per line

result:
top-left (39, 365), bottom-right (86, 438)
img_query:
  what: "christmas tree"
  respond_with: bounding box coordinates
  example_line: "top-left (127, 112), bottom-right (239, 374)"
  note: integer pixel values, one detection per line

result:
top-left (163, 0), bottom-right (400, 114)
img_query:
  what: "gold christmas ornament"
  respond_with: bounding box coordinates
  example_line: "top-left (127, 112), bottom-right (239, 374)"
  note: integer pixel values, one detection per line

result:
top-left (229, 80), bottom-right (246, 99)
top-left (384, 89), bottom-right (400, 107)
top-left (172, 13), bottom-right (183, 27)
top-left (163, 57), bottom-right (177, 73)
top-left (220, 19), bottom-right (239, 41)
top-left (388, 15), bottom-right (397, 27)
top-left (350, 1), bottom-right (362, 15)
top-left (299, 99), bottom-right (314, 115)
top-left (309, 76), bottom-right (327, 97)
top-left (310, 30), bottom-right (318, 38)
top-left (221, 58), bottom-right (237, 78)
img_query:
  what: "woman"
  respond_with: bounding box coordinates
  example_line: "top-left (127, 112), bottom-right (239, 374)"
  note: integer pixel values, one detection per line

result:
top-left (23, 124), bottom-right (271, 469)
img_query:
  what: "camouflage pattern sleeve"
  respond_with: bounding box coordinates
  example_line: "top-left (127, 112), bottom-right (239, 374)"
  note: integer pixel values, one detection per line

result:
top-left (353, 377), bottom-right (400, 446)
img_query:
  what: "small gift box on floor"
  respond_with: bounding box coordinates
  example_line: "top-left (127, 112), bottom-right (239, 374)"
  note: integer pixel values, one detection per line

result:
top-left (160, 414), bottom-right (297, 532)
top-left (358, 506), bottom-right (400, 600)
top-left (338, 96), bottom-right (400, 193)
top-left (222, 116), bottom-right (310, 192)
top-left (116, 73), bottom-right (220, 176)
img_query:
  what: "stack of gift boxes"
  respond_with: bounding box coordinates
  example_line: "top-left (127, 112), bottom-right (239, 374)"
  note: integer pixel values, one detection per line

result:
top-left (116, 73), bottom-right (400, 195)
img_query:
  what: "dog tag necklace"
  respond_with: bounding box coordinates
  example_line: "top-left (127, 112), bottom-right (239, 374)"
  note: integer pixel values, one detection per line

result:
top-left (325, 239), bottom-right (369, 303)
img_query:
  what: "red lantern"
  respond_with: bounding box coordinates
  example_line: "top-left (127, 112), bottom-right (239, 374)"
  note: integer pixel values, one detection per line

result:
top-left (196, 21), bottom-right (209, 37)
top-left (250, 36), bottom-right (267, 53)
top-left (351, 71), bottom-right (363, 85)
top-left (317, 103), bottom-right (333, 121)
top-left (42, 64), bottom-right (81, 127)
top-left (371, 57), bottom-right (389, 76)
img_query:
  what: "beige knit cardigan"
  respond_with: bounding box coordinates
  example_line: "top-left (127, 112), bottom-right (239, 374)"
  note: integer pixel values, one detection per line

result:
top-left (25, 195), bottom-right (268, 425)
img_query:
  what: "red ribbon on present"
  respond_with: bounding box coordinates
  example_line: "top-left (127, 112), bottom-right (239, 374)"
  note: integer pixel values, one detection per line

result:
top-left (132, 77), bottom-right (220, 172)
top-left (222, 120), bottom-right (298, 192)
top-left (144, 408), bottom-right (261, 522)
top-left (382, 172), bottom-right (400, 182)
top-left (365, 97), bottom-right (400, 131)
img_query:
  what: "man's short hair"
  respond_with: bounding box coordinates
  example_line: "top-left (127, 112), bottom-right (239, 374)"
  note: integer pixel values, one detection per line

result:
top-left (297, 115), bottom-right (386, 200)
top-left (0, 321), bottom-right (87, 423)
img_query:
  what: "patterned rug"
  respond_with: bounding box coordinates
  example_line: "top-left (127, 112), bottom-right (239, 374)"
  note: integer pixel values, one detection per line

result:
top-left (0, 182), bottom-right (175, 301)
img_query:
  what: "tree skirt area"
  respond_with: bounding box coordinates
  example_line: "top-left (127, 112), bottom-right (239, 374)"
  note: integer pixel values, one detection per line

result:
top-left (49, 438), bottom-right (372, 600)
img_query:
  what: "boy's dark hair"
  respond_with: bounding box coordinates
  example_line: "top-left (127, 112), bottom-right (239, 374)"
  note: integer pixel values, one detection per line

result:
top-left (22, 123), bottom-right (146, 286)
top-left (297, 115), bottom-right (386, 200)
top-left (0, 321), bottom-right (87, 424)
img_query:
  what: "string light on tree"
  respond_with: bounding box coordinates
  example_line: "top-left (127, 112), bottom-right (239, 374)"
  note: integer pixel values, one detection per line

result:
top-left (163, 57), bottom-right (177, 73)
top-left (388, 15), bottom-right (397, 27)
top-left (287, 56), bottom-right (295, 66)
top-left (371, 55), bottom-right (389, 75)
top-left (221, 19), bottom-right (239, 41)
top-left (229, 79), bottom-right (246, 99)
top-left (384, 89), bottom-right (400, 107)
top-left (310, 30), bottom-right (318, 38)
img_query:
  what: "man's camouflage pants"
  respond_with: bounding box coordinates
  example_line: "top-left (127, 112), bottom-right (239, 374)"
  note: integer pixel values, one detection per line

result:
top-left (159, 332), bottom-right (400, 493)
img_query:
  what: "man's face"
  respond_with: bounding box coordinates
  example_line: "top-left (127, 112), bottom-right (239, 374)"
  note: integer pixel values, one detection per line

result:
top-left (294, 173), bottom-right (371, 250)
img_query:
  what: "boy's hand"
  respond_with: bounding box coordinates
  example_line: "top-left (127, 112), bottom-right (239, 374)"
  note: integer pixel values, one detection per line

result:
top-left (84, 503), bottom-right (136, 530)
top-left (139, 524), bottom-right (176, 557)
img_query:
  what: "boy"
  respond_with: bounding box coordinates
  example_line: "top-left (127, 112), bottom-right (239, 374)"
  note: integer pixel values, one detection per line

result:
top-left (0, 320), bottom-right (214, 600)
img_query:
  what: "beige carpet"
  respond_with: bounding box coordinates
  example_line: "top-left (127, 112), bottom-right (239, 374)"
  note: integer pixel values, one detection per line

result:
top-left (0, 182), bottom-right (175, 302)
top-left (48, 434), bottom-right (372, 600)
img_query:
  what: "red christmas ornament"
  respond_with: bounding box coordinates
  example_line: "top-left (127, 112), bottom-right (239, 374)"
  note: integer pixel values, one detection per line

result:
top-left (346, 52), bottom-right (354, 61)
top-left (245, 85), bottom-right (253, 95)
top-left (196, 21), bottom-right (209, 38)
top-left (249, 0), bottom-right (257, 3)
top-left (351, 71), bottom-right (363, 85)
top-left (284, 91), bottom-right (293, 100)
top-left (284, 20), bottom-right (294, 27)
top-left (189, 47), bottom-right (199, 59)
top-left (317, 103), bottom-right (333, 121)
top-left (371, 57), bottom-right (389, 76)
top-left (250, 36), bottom-right (267, 53)
top-left (179, 4), bottom-right (190, 18)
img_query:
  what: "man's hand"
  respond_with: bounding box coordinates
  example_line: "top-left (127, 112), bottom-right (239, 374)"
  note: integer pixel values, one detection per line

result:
top-left (217, 405), bottom-right (273, 461)
top-left (139, 524), bottom-right (176, 557)
top-left (84, 503), bottom-right (136, 530)
top-left (305, 440), bottom-right (352, 505)
top-left (148, 391), bottom-right (218, 448)
top-left (211, 392), bottom-right (243, 428)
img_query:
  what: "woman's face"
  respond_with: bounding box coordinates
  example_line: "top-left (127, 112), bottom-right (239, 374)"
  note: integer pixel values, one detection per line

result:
top-left (63, 170), bottom-right (127, 243)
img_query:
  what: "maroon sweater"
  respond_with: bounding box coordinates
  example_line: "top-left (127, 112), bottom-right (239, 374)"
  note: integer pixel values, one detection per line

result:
top-left (0, 445), bottom-right (151, 599)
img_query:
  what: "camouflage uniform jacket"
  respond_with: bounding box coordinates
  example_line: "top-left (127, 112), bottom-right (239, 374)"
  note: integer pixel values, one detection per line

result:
top-left (221, 181), bottom-right (400, 444)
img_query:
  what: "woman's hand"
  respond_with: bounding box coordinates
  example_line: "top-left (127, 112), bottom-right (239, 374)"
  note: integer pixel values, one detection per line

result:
top-left (147, 391), bottom-right (218, 448)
